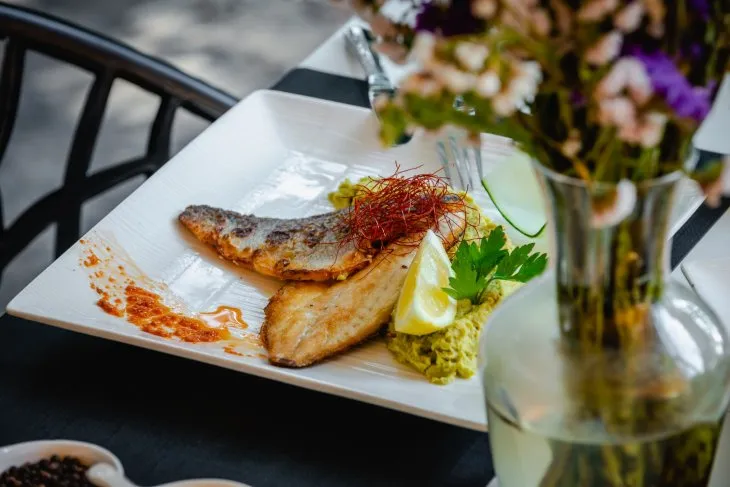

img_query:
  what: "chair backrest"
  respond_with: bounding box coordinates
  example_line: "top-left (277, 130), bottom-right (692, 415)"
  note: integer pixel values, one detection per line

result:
top-left (0, 2), bottom-right (238, 277)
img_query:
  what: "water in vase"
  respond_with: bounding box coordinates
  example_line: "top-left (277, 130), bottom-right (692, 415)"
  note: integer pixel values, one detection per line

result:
top-left (487, 399), bottom-right (723, 487)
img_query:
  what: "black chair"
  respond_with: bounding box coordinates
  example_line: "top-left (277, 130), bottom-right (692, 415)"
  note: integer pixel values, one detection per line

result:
top-left (0, 2), bottom-right (238, 285)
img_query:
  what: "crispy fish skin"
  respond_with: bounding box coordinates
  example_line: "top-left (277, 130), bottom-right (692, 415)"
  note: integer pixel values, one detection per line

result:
top-left (179, 205), bottom-right (374, 281)
top-left (261, 216), bottom-right (466, 367)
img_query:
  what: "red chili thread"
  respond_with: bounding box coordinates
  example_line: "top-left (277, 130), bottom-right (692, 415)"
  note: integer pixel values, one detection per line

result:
top-left (335, 164), bottom-right (472, 256)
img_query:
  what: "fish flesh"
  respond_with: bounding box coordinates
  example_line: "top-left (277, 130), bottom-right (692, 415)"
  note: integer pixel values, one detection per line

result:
top-left (261, 214), bottom-right (466, 367)
top-left (179, 205), bottom-right (376, 281)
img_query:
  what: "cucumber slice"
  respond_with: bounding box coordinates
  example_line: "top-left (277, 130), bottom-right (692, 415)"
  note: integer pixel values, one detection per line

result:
top-left (481, 151), bottom-right (548, 238)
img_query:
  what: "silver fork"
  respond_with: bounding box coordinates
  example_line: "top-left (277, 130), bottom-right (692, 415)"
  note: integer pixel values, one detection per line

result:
top-left (435, 97), bottom-right (486, 192)
top-left (436, 134), bottom-right (485, 193)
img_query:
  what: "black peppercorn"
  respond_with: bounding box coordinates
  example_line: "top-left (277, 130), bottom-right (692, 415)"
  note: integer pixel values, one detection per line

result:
top-left (0, 455), bottom-right (95, 487)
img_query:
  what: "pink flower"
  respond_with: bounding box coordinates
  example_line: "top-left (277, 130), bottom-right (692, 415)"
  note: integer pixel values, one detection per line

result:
top-left (644, 0), bottom-right (667, 37)
top-left (499, 8), bottom-right (522, 31)
top-left (703, 176), bottom-right (724, 207)
top-left (402, 73), bottom-right (442, 97)
top-left (471, 0), bottom-right (497, 19)
top-left (598, 96), bottom-right (637, 127)
top-left (578, 0), bottom-right (619, 22)
top-left (435, 64), bottom-right (477, 94)
top-left (615, 112), bottom-right (667, 147)
top-left (561, 131), bottom-right (582, 157)
top-left (374, 41), bottom-right (409, 64)
top-left (618, 123), bottom-right (640, 145)
top-left (532, 8), bottom-right (552, 36)
top-left (411, 33), bottom-right (436, 64)
top-left (370, 13), bottom-right (397, 38)
top-left (552, 0), bottom-right (572, 34)
top-left (637, 112), bottom-right (668, 148)
top-left (585, 31), bottom-right (623, 66)
top-left (702, 157), bottom-right (729, 207)
top-left (614, 2), bottom-right (645, 33)
top-left (597, 58), bottom-right (652, 105)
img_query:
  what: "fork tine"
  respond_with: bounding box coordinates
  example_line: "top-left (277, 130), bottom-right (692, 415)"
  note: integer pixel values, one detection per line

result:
top-left (436, 140), bottom-right (456, 185)
top-left (473, 143), bottom-right (484, 183)
top-left (461, 145), bottom-right (476, 191)
top-left (449, 135), bottom-right (469, 190)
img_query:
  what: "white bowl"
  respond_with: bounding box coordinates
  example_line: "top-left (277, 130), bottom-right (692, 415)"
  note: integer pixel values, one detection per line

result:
top-left (0, 440), bottom-right (249, 487)
top-left (162, 482), bottom-right (249, 487)
top-left (0, 439), bottom-right (124, 474)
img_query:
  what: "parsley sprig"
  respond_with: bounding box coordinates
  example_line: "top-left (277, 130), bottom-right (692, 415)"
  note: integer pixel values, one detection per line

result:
top-left (443, 227), bottom-right (548, 304)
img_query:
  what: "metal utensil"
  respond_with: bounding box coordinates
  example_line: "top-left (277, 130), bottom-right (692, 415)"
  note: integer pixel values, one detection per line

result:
top-left (436, 134), bottom-right (484, 192)
top-left (344, 24), bottom-right (412, 146)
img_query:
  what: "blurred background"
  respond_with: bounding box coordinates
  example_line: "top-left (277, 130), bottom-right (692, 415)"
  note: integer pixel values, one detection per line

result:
top-left (0, 0), bottom-right (349, 308)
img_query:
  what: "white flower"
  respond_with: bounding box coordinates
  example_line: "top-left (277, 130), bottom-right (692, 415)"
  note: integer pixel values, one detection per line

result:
top-left (411, 33), bottom-right (436, 64)
top-left (578, 0), bottom-right (619, 22)
top-left (510, 75), bottom-right (537, 101)
top-left (591, 179), bottom-right (637, 228)
top-left (472, 0), bottom-right (497, 19)
top-left (455, 42), bottom-right (489, 72)
top-left (596, 60), bottom-right (630, 98)
top-left (476, 71), bottom-right (501, 97)
top-left (436, 65), bottom-right (477, 94)
top-left (519, 61), bottom-right (543, 84)
top-left (585, 31), bottom-right (623, 66)
top-left (614, 2), bottom-right (645, 33)
top-left (597, 58), bottom-right (652, 105)
top-left (627, 68), bottom-right (652, 105)
top-left (598, 96), bottom-right (637, 127)
top-left (561, 136), bottom-right (582, 158)
top-left (402, 74), bottom-right (441, 97)
top-left (637, 112), bottom-right (668, 148)
top-left (492, 92), bottom-right (518, 116)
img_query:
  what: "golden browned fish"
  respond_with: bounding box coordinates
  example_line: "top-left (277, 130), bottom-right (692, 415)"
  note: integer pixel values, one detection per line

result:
top-left (179, 205), bottom-right (375, 281)
top-left (261, 215), bottom-right (466, 367)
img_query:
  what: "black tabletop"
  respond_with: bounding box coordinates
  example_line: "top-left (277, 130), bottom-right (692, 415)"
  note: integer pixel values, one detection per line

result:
top-left (1, 67), bottom-right (728, 487)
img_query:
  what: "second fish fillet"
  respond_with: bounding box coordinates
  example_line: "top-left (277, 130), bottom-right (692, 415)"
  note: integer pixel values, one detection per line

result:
top-left (261, 214), bottom-right (466, 367)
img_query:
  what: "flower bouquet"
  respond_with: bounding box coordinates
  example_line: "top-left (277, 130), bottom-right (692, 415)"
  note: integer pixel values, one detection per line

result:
top-left (339, 1), bottom-right (730, 486)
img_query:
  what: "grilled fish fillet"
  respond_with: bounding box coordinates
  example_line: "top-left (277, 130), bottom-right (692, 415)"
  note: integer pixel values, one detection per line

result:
top-left (261, 215), bottom-right (466, 367)
top-left (179, 205), bottom-right (375, 281)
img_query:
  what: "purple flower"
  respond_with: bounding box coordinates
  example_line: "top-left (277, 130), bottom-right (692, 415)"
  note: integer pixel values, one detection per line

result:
top-left (570, 90), bottom-right (587, 107)
top-left (683, 43), bottom-right (704, 60)
top-left (415, 0), bottom-right (485, 37)
top-left (627, 47), bottom-right (712, 122)
top-left (690, 0), bottom-right (710, 20)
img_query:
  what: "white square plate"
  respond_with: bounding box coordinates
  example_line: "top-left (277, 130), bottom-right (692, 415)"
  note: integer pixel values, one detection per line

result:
top-left (7, 90), bottom-right (704, 431)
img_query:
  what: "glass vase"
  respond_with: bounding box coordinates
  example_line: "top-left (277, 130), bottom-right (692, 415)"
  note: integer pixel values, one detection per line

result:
top-left (479, 162), bottom-right (730, 487)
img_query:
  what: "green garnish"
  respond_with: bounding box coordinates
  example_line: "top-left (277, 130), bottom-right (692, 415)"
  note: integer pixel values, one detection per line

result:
top-left (443, 227), bottom-right (548, 304)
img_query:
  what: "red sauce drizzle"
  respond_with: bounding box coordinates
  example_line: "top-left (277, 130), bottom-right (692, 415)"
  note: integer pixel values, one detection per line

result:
top-left (81, 241), bottom-right (259, 350)
top-left (223, 345), bottom-right (244, 356)
top-left (83, 252), bottom-right (100, 267)
top-left (124, 285), bottom-right (230, 343)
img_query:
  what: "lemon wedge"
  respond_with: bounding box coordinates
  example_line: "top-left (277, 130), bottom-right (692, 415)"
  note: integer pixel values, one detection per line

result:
top-left (393, 230), bottom-right (457, 335)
